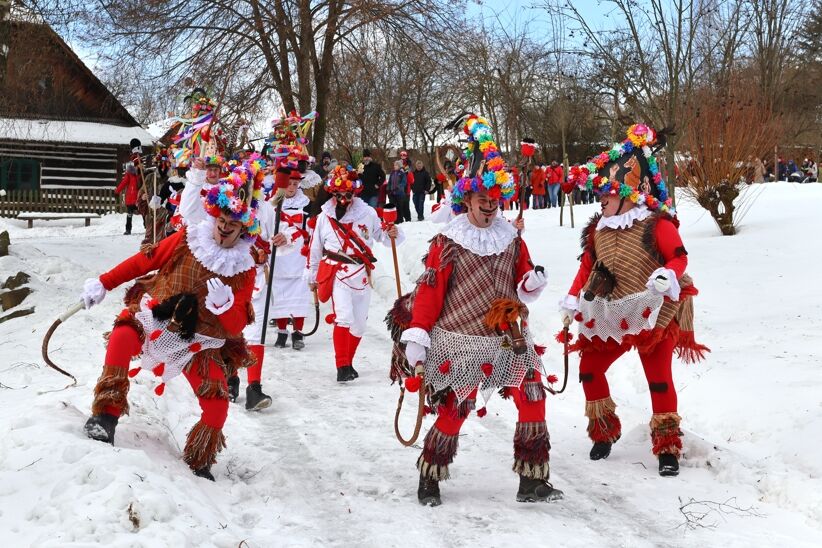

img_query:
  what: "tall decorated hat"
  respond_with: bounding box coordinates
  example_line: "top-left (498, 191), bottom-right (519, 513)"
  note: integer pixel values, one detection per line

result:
top-left (569, 123), bottom-right (673, 214)
top-left (202, 158), bottom-right (267, 239)
top-left (324, 164), bottom-right (363, 195)
top-left (449, 114), bottom-right (516, 214)
top-left (265, 109), bottom-right (318, 189)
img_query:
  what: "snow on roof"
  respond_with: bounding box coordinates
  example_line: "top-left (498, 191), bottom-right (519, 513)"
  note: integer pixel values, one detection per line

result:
top-left (0, 118), bottom-right (155, 146)
top-left (146, 117), bottom-right (179, 140)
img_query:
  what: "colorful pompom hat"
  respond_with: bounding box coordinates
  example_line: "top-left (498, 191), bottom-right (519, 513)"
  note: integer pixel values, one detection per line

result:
top-left (571, 124), bottom-right (674, 214)
top-left (324, 164), bottom-right (363, 195)
top-left (447, 114), bottom-right (516, 214)
top-left (202, 158), bottom-right (267, 239)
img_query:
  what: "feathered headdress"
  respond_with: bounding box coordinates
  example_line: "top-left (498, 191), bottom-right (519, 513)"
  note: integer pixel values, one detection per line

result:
top-left (449, 114), bottom-right (516, 214)
top-left (571, 124), bottom-right (673, 213)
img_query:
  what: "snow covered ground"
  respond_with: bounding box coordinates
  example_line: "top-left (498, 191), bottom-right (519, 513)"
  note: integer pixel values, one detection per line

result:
top-left (1, 183), bottom-right (820, 547)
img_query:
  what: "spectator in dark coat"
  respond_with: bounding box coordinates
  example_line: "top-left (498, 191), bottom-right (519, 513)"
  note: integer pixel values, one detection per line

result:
top-left (359, 149), bottom-right (385, 207)
top-left (313, 151), bottom-right (334, 180)
top-left (411, 160), bottom-right (433, 220)
top-left (387, 160), bottom-right (411, 223)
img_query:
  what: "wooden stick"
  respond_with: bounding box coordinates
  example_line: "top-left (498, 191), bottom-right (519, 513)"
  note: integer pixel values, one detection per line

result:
top-left (390, 233), bottom-right (402, 298)
top-left (152, 168), bottom-right (157, 245)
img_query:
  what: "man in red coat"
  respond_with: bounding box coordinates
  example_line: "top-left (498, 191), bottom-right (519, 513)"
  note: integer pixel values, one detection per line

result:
top-left (560, 124), bottom-right (709, 477)
top-left (80, 160), bottom-right (266, 480)
top-left (115, 156), bottom-right (141, 235)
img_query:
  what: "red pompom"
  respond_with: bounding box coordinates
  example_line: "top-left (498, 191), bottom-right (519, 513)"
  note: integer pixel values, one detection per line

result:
top-left (534, 345), bottom-right (547, 356)
top-left (574, 312), bottom-right (583, 322)
top-left (188, 342), bottom-right (202, 353)
top-left (154, 383), bottom-right (165, 396)
top-left (642, 307), bottom-right (652, 319)
top-left (584, 318), bottom-right (596, 329)
top-left (146, 298), bottom-right (159, 309)
top-left (498, 321), bottom-right (510, 331)
top-left (620, 318), bottom-right (629, 330)
top-left (152, 363), bottom-right (165, 377)
top-left (438, 360), bottom-right (451, 374)
top-left (547, 374), bottom-right (559, 384)
top-left (149, 329), bottom-right (162, 341)
top-left (555, 330), bottom-right (574, 344)
top-left (404, 376), bottom-right (421, 393)
top-left (477, 407), bottom-right (488, 418)
top-left (325, 313), bottom-right (336, 324)
top-left (127, 367), bottom-right (141, 378)
top-left (481, 363), bottom-right (493, 377)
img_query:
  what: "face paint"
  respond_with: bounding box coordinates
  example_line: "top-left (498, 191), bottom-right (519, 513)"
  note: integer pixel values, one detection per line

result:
top-left (214, 214), bottom-right (244, 248)
top-left (206, 166), bottom-right (221, 184)
top-left (465, 191), bottom-right (498, 228)
top-left (334, 193), bottom-right (353, 219)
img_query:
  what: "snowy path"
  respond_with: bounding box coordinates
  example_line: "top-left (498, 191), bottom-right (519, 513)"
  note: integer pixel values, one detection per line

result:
top-left (1, 185), bottom-right (821, 547)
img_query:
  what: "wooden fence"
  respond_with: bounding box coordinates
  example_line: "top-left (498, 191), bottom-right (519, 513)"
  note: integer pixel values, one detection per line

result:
top-left (0, 187), bottom-right (123, 218)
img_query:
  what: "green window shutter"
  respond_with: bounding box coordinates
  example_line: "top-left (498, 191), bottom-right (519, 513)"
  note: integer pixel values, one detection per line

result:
top-left (0, 158), bottom-right (41, 191)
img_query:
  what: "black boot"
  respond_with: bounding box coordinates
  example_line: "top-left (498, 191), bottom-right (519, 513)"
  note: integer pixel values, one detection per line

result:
top-left (336, 366), bottom-right (356, 382)
top-left (418, 475), bottom-right (442, 506)
top-left (193, 466), bottom-right (215, 481)
top-left (516, 475), bottom-right (564, 503)
top-left (84, 413), bottom-right (119, 444)
top-left (658, 453), bottom-right (680, 477)
top-left (245, 382), bottom-right (272, 411)
top-left (291, 331), bottom-right (305, 350)
top-left (274, 332), bottom-right (288, 348)
top-left (349, 364), bottom-right (359, 378)
top-left (227, 375), bottom-right (240, 403)
top-left (589, 441), bottom-right (612, 460)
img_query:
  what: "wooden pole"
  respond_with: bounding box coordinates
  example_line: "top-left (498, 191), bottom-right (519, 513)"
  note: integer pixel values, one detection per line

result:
top-left (390, 234), bottom-right (402, 298)
top-left (152, 169), bottom-right (158, 245)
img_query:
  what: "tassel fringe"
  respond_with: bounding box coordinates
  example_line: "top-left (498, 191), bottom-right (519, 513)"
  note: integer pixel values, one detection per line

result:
top-left (417, 426), bottom-right (459, 481)
top-left (650, 412), bottom-right (683, 456)
top-left (196, 379), bottom-right (229, 400)
top-left (91, 366), bottom-right (130, 416)
top-left (512, 421), bottom-right (551, 480)
top-left (585, 397), bottom-right (621, 443)
top-left (183, 421), bottom-right (226, 470)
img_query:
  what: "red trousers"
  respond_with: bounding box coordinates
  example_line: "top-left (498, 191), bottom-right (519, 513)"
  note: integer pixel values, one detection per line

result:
top-left (579, 336), bottom-right (677, 414)
top-left (275, 317), bottom-right (305, 331)
top-left (98, 323), bottom-right (228, 430)
top-left (333, 325), bottom-right (361, 368)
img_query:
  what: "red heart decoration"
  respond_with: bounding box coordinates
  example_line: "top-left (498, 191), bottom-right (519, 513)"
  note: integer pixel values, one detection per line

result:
top-left (149, 329), bottom-right (162, 341)
top-left (481, 363), bottom-right (493, 377)
top-left (438, 360), bottom-right (451, 374)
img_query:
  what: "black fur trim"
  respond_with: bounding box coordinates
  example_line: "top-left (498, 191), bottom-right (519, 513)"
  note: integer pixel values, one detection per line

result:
top-left (674, 246), bottom-right (688, 257)
top-left (580, 214), bottom-right (601, 261)
top-left (579, 372), bottom-right (594, 383)
top-left (151, 293), bottom-right (198, 341)
top-left (642, 211), bottom-right (679, 266)
top-left (649, 382), bottom-right (668, 393)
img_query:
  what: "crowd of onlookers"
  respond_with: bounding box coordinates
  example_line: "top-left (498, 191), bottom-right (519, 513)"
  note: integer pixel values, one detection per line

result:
top-left (752, 157), bottom-right (818, 183)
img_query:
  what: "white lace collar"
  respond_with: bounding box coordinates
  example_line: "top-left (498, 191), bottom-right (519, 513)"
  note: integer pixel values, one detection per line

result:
top-left (439, 213), bottom-right (517, 256)
top-left (186, 217), bottom-right (255, 277)
top-left (596, 206), bottom-right (652, 231)
top-left (282, 189), bottom-right (309, 210)
top-left (321, 196), bottom-right (370, 223)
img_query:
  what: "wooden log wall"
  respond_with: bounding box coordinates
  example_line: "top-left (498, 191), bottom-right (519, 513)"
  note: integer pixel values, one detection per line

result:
top-left (0, 187), bottom-right (123, 217)
top-left (0, 139), bottom-right (121, 188)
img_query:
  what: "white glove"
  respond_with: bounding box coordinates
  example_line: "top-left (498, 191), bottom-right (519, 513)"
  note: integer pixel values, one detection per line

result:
top-left (560, 308), bottom-right (576, 325)
top-left (81, 278), bottom-right (107, 309)
top-left (404, 341), bottom-right (427, 366)
top-left (204, 278), bottom-right (234, 315)
top-left (646, 267), bottom-right (680, 300)
top-left (651, 275), bottom-right (671, 294)
top-left (148, 195), bottom-right (162, 210)
top-left (522, 269), bottom-right (547, 292)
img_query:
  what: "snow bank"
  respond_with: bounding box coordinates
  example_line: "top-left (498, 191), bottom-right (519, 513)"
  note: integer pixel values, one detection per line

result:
top-left (0, 118), bottom-right (154, 146)
top-left (0, 183), bottom-right (820, 547)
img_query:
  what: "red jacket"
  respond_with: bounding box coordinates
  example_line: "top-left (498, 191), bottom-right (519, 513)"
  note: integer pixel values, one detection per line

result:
top-left (547, 165), bottom-right (563, 185)
top-left (115, 171), bottom-right (140, 206)
top-left (99, 230), bottom-right (254, 334)
top-left (530, 168), bottom-right (546, 195)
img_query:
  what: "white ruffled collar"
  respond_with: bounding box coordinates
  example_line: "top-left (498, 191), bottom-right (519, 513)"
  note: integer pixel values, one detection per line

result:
top-left (186, 217), bottom-right (255, 277)
top-left (439, 213), bottom-right (517, 256)
top-left (282, 189), bottom-right (309, 210)
top-left (596, 206), bottom-right (652, 231)
top-left (321, 196), bottom-right (370, 223)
